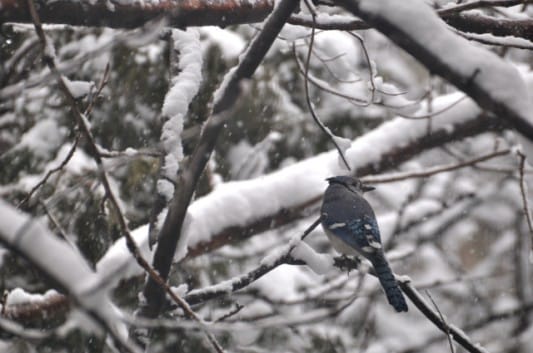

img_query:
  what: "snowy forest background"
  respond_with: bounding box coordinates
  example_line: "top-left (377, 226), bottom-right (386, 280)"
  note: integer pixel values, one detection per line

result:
top-left (1, 0), bottom-right (533, 352)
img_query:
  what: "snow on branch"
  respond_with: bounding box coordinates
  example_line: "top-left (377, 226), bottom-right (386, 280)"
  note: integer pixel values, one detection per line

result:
top-left (1, 289), bottom-right (70, 322)
top-left (0, 200), bottom-right (138, 353)
top-left (0, 0), bottom-right (273, 29)
top-left (443, 13), bottom-right (533, 42)
top-left (399, 281), bottom-right (487, 353)
top-left (183, 217), bottom-right (329, 305)
top-left (4, 0), bottom-right (531, 44)
top-left (337, 0), bottom-right (533, 142)
top-left (158, 28), bottom-right (202, 196)
top-left (98, 93), bottom-right (499, 280)
top-left (140, 0), bottom-right (301, 320)
top-left (182, 218), bottom-right (486, 353)
top-left (182, 95), bottom-right (496, 257)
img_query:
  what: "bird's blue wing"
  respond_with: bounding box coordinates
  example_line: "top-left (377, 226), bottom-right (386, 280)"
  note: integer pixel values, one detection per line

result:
top-left (323, 214), bottom-right (382, 254)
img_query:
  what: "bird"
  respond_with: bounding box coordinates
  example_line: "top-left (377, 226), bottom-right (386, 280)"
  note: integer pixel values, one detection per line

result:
top-left (321, 175), bottom-right (408, 312)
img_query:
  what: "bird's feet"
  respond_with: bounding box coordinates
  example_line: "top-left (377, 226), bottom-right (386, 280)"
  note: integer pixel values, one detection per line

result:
top-left (333, 255), bottom-right (361, 273)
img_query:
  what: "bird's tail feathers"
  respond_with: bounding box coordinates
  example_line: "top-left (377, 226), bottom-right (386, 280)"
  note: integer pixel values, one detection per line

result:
top-left (371, 254), bottom-right (408, 312)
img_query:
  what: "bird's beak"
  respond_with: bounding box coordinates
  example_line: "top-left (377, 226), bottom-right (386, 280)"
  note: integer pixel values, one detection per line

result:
top-left (362, 184), bottom-right (375, 192)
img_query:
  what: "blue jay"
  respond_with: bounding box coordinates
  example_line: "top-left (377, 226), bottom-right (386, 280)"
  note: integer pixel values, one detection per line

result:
top-left (321, 175), bottom-right (408, 312)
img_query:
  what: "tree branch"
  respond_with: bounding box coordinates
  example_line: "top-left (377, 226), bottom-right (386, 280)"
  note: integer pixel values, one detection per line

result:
top-left (443, 13), bottom-right (533, 41)
top-left (336, 0), bottom-right (533, 142)
top-left (399, 281), bottom-right (486, 353)
top-left (0, 0), bottom-right (273, 28)
top-left (139, 0), bottom-right (300, 319)
top-left (185, 217), bottom-right (321, 305)
top-left (5, 97), bottom-right (497, 329)
top-left (186, 227), bottom-right (486, 353)
top-left (1, 291), bottom-right (70, 323)
top-left (3, 0), bottom-right (532, 43)
top-left (186, 111), bottom-right (501, 258)
top-left (289, 9), bottom-right (533, 42)
top-left (0, 200), bottom-right (140, 353)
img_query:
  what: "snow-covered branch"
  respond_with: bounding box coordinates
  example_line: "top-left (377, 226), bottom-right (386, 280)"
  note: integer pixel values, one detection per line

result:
top-left (183, 96), bottom-right (498, 258)
top-left (337, 0), bottom-right (533, 143)
top-left (0, 200), bottom-right (138, 353)
top-left (3, 0), bottom-right (532, 349)
top-left (140, 0), bottom-right (301, 320)
top-left (4, 0), bottom-right (532, 44)
top-left (0, 0), bottom-right (273, 29)
top-left (289, 1), bottom-right (533, 42)
top-left (160, 29), bottom-right (202, 183)
top-left (184, 217), bottom-right (322, 305)
top-left (150, 28), bottom-right (203, 245)
top-left (96, 94), bottom-right (499, 286)
top-left (184, 218), bottom-right (486, 353)
top-left (24, 6), bottom-right (222, 350)
top-left (443, 13), bottom-right (533, 41)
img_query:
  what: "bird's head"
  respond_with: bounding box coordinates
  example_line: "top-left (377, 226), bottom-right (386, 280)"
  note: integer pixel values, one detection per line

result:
top-left (326, 175), bottom-right (375, 194)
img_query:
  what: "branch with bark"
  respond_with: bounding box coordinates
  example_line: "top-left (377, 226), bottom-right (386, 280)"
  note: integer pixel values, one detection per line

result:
top-left (138, 0), bottom-right (301, 320)
top-left (3, 0), bottom-right (533, 43)
top-left (443, 13), bottom-right (533, 41)
top-left (289, 2), bottom-right (533, 42)
top-left (0, 0), bottom-right (273, 28)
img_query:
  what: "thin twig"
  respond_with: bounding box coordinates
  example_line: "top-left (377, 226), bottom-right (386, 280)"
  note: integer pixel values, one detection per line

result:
top-left (426, 291), bottom-right (456, 353)
top-left (310, 47), bottom-right (362, 83)
top-left (18, 133), bottom-right (81, 208)
top-left (399, 281), bottom-right (487, 353)
top-left (300, 0), bottom-right (351, 171)
top-left (185, 217), bottom-right (322, 305)
top-left (296, 44), bottom-right (441, 116)
top-left (18, 54), bottom-right (110, 208)
top-left (141, 0), bottom-right (301, 320)
top-left (26, 3), bottom-right (224, 352)
top-left (402, 301), bottom-right (533, 353)
top-left (39, 200), bottom-right (74, 247)
top-left (517, 150), bottom-right (533, 238)
top-left (363, 149), bottom-right (510, 184)
top-left (292, 48), bottom-right (369, 106)
top-left (346, 32), bottom-right (376, 103)
top-left (26, 4), bottom-right (142, 353)
top-left (214, 303), bottom-right (244, 322)
top-left (84, 62), bottom-right (110, 116)
top-left (146, 269), bottom-right (226, 353)
top-left (288, 0), bottom-right (530, 31)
